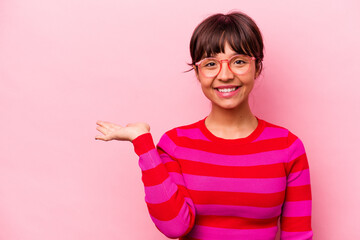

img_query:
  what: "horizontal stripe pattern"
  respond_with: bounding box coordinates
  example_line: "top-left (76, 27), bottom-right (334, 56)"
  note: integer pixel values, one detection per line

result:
top-left (144, 177), bottom-right (178, 204)
top-left (188, 225), bottom-right (279, 240)
top-left (176, 128), bottom-right (211, 141)
top-left (195, 215), bottom-right (279, 229)
top-left (188, 189), bottom-right (286, 207)
top-left (150, 198), bottom-right (195, 238)
top-left (281, 230), bottom-right (313, 239)
top-left (175, 146), bottom-right (289, 166)
top-left (287, 169), bottom-right (311, 186)
top-left (178, 159), bottom-right (286, 178)
top-left (183, 174), bottom-right (287, 193)
top-left (254, 126), bottom-right (289, 142)
top-left (177, 136), bottom-right (289, 155)
top-left (194, 203), bottom-right (283, 219)
top-left (133, 117), bottom-right (312, 239)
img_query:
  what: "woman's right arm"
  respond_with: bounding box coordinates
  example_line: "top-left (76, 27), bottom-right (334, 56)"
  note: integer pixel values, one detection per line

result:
top-left (95, 121), bottom-right (196, 238)
top-left (132, 132), bottom-right (196, 238)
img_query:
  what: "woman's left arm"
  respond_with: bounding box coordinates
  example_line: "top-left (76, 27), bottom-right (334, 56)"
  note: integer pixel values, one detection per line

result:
top-left (280, 132), bottom-right (313, 240)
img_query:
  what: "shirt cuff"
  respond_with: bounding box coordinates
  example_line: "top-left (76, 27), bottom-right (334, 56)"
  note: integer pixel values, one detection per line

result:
top-left (132, 132), bottom-right (155, 156)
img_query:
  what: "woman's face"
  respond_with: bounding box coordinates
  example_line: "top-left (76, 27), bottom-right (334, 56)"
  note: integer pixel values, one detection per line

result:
top-left (194, 42), bottom-right (259, 110)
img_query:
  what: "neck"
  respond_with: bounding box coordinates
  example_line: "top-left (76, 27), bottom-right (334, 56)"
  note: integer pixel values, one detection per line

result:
top-left (206, 98), bottom-right (257, 130)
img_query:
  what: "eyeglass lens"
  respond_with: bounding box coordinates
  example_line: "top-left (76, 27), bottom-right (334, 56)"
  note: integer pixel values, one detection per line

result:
top-left (198, 55), bottom-right (253, 77)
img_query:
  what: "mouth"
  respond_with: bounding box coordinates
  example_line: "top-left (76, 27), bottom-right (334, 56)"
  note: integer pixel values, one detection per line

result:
top-left (214, 86), bottom-right (241, 93)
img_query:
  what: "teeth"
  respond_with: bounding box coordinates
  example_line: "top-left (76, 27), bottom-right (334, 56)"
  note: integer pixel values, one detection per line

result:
top-left (217, 87), bottom-right (237, 93)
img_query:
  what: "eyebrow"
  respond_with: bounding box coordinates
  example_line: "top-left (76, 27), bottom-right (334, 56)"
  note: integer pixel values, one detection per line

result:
top-left (207, 52), bottom-right (241, 58)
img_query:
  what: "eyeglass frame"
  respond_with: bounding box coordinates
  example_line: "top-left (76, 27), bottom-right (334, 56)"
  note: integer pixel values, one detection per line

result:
top-left (194, 54), bottom-right (256, 78)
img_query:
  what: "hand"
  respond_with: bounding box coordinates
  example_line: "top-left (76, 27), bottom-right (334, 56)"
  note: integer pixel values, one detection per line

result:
top-left (95, 121), bottom-right (150, 142)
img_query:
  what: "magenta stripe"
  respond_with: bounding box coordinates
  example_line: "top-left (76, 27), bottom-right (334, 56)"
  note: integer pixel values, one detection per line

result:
top-left (188, 225), bottom-right (278, 240)
top-left (144, 177), bottom-right (178, 204)
top-left (158, 133), bottom-right (177, 153)
top-left (183, 174), bottom-right (286, 193)
top-left (138, 148), bottom-right (162, 171)
top-left (169, 172), bottom-right (186, 186)
top-left (288, 138), bottom-right (306, 162)
top-left (159, 153), bottom-right (174, 164)
top-left (176, 146), bottom-right (288, 166)
top-left (287, 169), bottom-right (311, 186)
top-left (176, 128), bottom-right (211, 141)
top-left (195, 203), bottom-right (283, 219)
top-left (281, 230), bottom-right (313, 239)
top-left (150, 197), bottom-right (194, 238)
top-left (282, 200), bottom-right (312, 217)
top-left (254, 127), bottom-right (288, 142)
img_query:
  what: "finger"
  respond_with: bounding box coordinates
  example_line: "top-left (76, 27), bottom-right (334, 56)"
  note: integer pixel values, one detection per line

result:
top-left (96, 121), bottom-right (109, 127)
top-left (95, 135), bottom-right (108, 141)
top-left (97, 121), bottom-right (121, 129)
top-left (96, 126), bottom-right (108, 135)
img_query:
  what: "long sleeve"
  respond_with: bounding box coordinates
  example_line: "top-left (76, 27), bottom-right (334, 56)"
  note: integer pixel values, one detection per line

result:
top-left (132, 132), bottom-right (196, 238)
top-left (280, 132), bottom-right (313, 239)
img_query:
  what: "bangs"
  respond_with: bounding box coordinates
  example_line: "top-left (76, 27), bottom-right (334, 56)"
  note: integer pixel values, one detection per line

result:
top-left (200, 22), bottom-right (251, 59)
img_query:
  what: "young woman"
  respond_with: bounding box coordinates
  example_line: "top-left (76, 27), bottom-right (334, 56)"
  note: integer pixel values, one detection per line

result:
top-left (95, 11), bottom-right (313, 240)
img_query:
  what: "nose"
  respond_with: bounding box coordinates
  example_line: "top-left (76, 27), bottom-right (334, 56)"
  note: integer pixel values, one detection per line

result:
top-left (217, 60), bottom-right (234, 81)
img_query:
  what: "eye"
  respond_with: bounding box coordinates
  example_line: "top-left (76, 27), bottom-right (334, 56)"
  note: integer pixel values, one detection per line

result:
top-left (205, 62), bottom-right (216, 67)
top-left (234, 59), bottom-right (246, 65)
top-left (231, 55), bottom-right (250, 67)
top-left (201, 59), bottom-right (218, 68)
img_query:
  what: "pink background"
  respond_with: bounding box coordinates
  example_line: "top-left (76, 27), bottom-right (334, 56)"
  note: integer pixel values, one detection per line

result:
top-left (1, 0), bottom-right (359, 239)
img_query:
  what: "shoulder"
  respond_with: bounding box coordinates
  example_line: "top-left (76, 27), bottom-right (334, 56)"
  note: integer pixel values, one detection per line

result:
top-left (260, 118), bottom-right (302, 142)
top-left (157, 118), bottom-right (204, 150)
top-left (262, 118), bottom-right (307, 153)
top-left (261, 118), bottom-right (307, 162)
top-left (161, 118), bottom-right (204, 140)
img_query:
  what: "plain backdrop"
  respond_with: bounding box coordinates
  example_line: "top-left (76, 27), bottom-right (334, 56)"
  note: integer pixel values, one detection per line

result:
top-left (1, 0), bottom-right (360, 239)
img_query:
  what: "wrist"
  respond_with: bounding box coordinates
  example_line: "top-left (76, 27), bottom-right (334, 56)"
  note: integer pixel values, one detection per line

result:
top-left (130, 131), bottom-right (150, 142)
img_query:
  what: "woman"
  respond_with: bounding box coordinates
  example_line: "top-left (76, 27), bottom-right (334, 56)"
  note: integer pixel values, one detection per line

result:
top-left (95, 11), bottom-right (313, 240)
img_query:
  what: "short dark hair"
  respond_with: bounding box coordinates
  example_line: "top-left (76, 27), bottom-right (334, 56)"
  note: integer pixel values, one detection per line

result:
top-left (188, 11), bottom-right (264, 75)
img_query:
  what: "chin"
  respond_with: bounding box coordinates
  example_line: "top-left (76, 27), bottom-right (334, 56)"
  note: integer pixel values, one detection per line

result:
top-left (215, 102), bottom-right (241, 110)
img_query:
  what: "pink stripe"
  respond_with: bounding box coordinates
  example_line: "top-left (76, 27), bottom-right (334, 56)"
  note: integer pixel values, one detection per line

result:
top-left (183, 174), bottom-right (286, 193)
top-left (194, 203), bottom-right (283, 219)
top-left (188, 225), bottom-right (278, 240)
top-left (281, 230), bottom-right (313, 239)
top-left (254, 127), bottom-right (288, 142)
top-left (169, 172), bottom-right (186, 186)
top-left (288, 138), bottom-right (306, 162)
top-left (281, 200), bottom-right (312, 217)
top-left (177, 128), bottom-right (211, 141)
top-left (150, 197), bottom-right (194, 238)
top-left (138, 148), bottom-right (162, 171)
top-left (158, 133), bottom-right (177, 153)
top-left (176, 146), bottom-right (288, 166)
top-left (160, 153), bottom-right (175, 163)
top-left (287, 169), bottom-right (311, 186)
top-left (144, 177), bottom-right (178, 204)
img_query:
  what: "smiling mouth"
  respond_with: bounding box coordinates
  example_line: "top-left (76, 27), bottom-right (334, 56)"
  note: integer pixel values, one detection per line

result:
top-left (214, 86), bottom-right (241, 92)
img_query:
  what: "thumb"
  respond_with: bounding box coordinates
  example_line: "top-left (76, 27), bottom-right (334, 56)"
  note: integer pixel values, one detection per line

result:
top-left (95, 135), bottom-right (109, 141)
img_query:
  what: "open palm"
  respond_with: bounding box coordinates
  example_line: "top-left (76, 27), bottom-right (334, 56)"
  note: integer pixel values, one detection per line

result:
top-left (95, 121), bottom-right (150, 142)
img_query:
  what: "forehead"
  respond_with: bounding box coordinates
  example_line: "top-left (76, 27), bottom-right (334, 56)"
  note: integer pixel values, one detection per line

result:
top-left (206, 42), bottom-right (239, 58)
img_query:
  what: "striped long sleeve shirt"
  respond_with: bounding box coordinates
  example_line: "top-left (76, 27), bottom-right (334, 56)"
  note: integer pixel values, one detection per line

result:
top-left (131, 116), bottom-right (313, 240)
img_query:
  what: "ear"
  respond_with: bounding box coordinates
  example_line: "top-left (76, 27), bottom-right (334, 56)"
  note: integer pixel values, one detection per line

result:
top-left (193, 65), bottom-right (200, 82)
top-left (255, 69), bottom-right (260, 79)
top-left (254, 63), bottom-right (261, 79)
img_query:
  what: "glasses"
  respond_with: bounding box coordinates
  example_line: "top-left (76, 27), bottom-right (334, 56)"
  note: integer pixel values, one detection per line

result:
top-left (195, 54), bottom-right (256, 78)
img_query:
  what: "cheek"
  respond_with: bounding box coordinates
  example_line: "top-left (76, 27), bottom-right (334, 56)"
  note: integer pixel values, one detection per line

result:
top-left (201, 84), bottom-right (211, 95)
top-left (244, 69), bottom-right (257, 84)
top-left (200, 83), bottom-right (215, 99)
